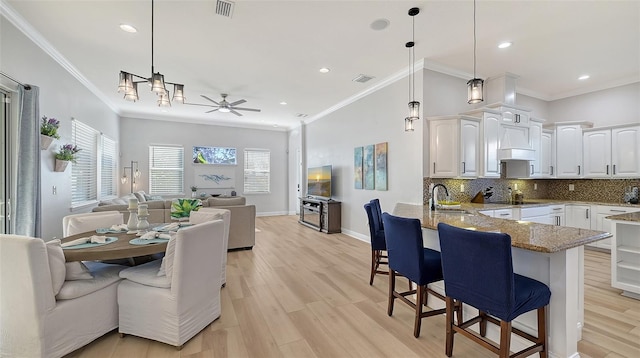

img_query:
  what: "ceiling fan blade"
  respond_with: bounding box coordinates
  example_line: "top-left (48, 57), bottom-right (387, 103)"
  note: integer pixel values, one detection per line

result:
top-left (183, 102), bottom-right (215, 108)
top-left (205, 108), bottom-right (220, 113)
top-left (230, 109), bottom-right (243, 116)
top-left (233, 107), bottom-right (261, 112)
top-left (201, 95), bottom-right (220, 105)
top-left (228, 99), bottom-right (246, 106)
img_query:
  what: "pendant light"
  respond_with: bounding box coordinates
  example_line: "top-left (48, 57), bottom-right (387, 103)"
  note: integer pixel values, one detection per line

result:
top-left (118, 0), bottom-right (185, 106)
top-left (467, 0), bottom-right (484, 104)
top-left (404, 7), bottom-right (420, 132)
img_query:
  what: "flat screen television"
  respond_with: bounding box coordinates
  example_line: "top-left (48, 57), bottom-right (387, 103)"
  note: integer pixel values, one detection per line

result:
top-left (307, 165), bottom-right (332, 199)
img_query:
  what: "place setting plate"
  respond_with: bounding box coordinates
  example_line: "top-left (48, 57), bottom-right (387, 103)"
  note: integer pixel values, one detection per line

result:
top-left (62, 237), bottom-right (118, 250)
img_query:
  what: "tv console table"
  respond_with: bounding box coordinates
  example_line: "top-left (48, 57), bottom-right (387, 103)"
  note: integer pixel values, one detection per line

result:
top-left (299, 197), bottom-right (341, 234)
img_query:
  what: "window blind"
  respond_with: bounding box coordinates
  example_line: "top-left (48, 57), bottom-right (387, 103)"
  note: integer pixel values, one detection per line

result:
top-left (100, 135), bottom-right (117, 198)
top-left (71, 120), bottom-right (98, 206)
top-left (244, 149), bottom-right (270, 193)
top-left (149, 145), bottom-right (184, 195)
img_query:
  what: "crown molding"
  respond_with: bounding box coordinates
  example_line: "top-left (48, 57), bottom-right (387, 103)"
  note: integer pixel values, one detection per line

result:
top-left (1, 0), bottom-right (120, 114)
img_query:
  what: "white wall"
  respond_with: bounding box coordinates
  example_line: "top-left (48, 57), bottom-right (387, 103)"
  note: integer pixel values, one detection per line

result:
top-left (1, 19), bottom-right (120, 240)
top-left (548, 82), bottom-right (640, 126)
top-left (119, 117), bottom-right (289, 215)
top-left (517, 94), bottom-right (550, 120)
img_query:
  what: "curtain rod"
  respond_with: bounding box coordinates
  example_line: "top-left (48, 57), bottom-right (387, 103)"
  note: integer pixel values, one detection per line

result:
top-left (0, 71), bottom-right (31, 90)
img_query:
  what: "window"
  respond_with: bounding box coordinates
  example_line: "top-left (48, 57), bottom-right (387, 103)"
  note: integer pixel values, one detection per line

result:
top-left (149, 145), bottom-right (184, 195)
top-left (244, 149), bottom-right (270, 194)
top-left (71, 120), bottom-right (118, 207)
top-left (71, 121), bottom-right (98, 206)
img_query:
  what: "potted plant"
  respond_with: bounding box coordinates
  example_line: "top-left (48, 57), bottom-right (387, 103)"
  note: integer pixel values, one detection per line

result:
top-left (190, 185), bottom-right (198, 198)
top-left (40, 116), bottom-right (60, 150)
top-left (54, 144), bottom-right (80, 172)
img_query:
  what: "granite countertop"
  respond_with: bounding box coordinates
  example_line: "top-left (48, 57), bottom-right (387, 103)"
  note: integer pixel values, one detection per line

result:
top-left (393, 203), bottom-right (612, 253)
top-left (606, 211), bottom-right (640, 223)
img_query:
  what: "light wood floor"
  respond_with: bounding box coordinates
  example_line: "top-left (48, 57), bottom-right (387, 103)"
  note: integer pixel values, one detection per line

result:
top-left (66, 215), bottom-right (640, 358)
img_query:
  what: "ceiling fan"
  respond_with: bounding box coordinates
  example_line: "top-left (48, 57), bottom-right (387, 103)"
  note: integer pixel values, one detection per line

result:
top-left (186, 93), bottom-right (261, 116)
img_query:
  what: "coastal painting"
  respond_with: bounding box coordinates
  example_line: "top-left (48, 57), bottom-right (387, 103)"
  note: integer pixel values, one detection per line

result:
top-left (363, 144), bottom-right (375, 190)
top-left (194, 166), bottom-right (235, 189)
top-left (375, 142), bottom-right (387, 190)
top-left (354, 147), bottom-right (363, 189)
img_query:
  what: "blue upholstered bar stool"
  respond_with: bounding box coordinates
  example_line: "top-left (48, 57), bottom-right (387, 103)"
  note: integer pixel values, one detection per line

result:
top-left (364, 199), bottom-right (387, 285)
top-left (437, 223), bottom-right (551, 358)
top-left (382, 212), bottom-right (448, 338)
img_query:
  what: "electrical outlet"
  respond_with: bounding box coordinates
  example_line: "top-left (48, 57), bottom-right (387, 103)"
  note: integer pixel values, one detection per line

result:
top-left (460, 184), bottom-right (465, 192)
top-left (534, 183), bottom-right (538, 190)
top-left (569, 184), bottom-right (575, 191)
top-left (52, 186), bottom-right (57, 195)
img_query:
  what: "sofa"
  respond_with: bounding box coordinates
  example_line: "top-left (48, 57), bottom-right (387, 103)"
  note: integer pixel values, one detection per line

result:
top-left (93, 196), bottom-right (255, 250)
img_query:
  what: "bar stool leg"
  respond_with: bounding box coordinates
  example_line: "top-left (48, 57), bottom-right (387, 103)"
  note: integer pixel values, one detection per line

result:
top-left (499, 320), bottom-right (511, 358)
top-left (538, 307), bottom-right (547, 358)
top-left (369, 250), bottom-right (377, 285)
top-left (387, 270), bottom-right (396, 316)
top-left (414, 285), bottom-right (424, 338)
top-left (445, 297), bottom-right (455, 357)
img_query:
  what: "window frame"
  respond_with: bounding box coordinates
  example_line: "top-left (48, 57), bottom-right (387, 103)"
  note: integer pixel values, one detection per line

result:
top-left (148, 144), bottom-right (185, 196)
top-left (243, 148), bottom-right (270, 194)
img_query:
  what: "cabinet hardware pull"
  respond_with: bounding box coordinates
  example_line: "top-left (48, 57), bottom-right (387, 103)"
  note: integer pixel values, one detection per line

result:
top-left (606, 165), bottom-right (609, 175)
top-left (515, 113), bottom-right (520, 123)
top-left (531, 164), bottom-right (534, 173)
top-left (613, 164), bottom-right (616, 175)
top-left (610, 209), bottom-right (626, 213)
top-left (586, 209), bottom-right (589, 219)
top-left (462, 161), bottom-right (466, 173)
top-left (553, 208), bottom-right (562, 211)
top-left (550, 166), bottom-right (554, 175)
top-left (433, 163), bottom-right (436, 172)
top-left (578, 165), bottom-right (581, 175)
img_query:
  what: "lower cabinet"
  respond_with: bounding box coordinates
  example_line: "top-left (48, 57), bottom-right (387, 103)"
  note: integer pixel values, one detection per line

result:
top-left (590, 205), bottom-right (640, 250)
top-left (611, 219), bottom-right (640, 299)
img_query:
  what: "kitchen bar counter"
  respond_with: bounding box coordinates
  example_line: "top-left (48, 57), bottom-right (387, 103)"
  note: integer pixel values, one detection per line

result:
top-left (394, 202), bottom-right (612, 252)
top-left (393, 202), bottom-right (608, 358)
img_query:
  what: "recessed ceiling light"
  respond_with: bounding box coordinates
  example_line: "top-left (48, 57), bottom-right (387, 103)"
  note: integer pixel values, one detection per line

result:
top-left (578, 75), bottom-right (590, 80)
top-left (319, 68), bottom-right (330, 73)
top-left (280, 101), bottom-right (287, 105)
top-left (119, 24), bottom-right (137, 33)
top-left (370, 18), bottom-right (390, 31)
top-left (498, 42), bottom-right (512, 49)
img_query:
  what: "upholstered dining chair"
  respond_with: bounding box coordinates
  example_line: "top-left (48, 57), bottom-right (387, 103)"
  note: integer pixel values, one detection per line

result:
top-left (364, 199), bottom-right (387, 285)
top-left (63, 211), bottom-right (123, 236)
top-left (381, 212), bottom-right (449, 338)
top-left (117, 220), bottom-right (225, 349)
top-left (189, 208), bottom-right (230, 286)
top-left (437, 223), bottom-right (551, 358)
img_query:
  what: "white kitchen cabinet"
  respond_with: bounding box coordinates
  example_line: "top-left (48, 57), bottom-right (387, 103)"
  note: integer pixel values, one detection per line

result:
top-left (529, 119), bottom-right (544, 177)
top-left (610, 218), bottom-right (640, 299)
top-left (460, 109), bottom-right (503, 178)
top-left (493, 208), bottom-right (514, 220)
top-left (428, 116), bottom-right (479, 178)
top-left (548, 204), bottom-right (565, 226)
top-left (565, 205), bottom-right (591, 229)
top-left (520, 206), bottom-right (553, 224)
top-left (487, 103), bottom-right (530, 127)
top-left (541, 129), bottom-right (554, 177)
top-left (590, 205), bottom-right (640, 251)
top-left (553, 123), bottom-right (591, 177)
top-left (584, 125), bottom-right (640, 178)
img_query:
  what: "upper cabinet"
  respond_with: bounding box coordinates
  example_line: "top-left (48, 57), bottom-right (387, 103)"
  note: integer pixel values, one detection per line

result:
top-left (584, 125), bottom-right (640, 178)
top-left (547, 122), bottom-right (593, 178)
top-left (462, 108), bottom-right (503, 178)
top-left (428, 116), bottom-right (480, 178)
top-left (529, 118), bottom-right (544, 177)
top-left (540, 129), bottom-right (554, 177)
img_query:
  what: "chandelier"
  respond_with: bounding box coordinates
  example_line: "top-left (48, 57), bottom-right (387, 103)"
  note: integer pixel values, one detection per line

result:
top-left (117, 0), bottom-right (185, 107)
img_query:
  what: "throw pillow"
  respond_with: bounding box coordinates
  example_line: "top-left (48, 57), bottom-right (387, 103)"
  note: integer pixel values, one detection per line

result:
top-left (65, 261), bottom-right (94, 280)
top-left (45, 239), bottom-right (66, 296)
top-left (170, 198), bottom-right (202, 220)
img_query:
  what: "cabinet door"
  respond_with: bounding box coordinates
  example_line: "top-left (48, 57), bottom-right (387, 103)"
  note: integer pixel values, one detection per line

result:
top-left (612, 125), bottom-right (640, 177)
top-left (556, 125), bottom-right (583, 177)
top-left (565, 205), bottom-right (591, 229)
top-left (541, 131), bottom-right (553, 176)
top-left (460, 119), bottom-right (479, 177)
top-left (529, 121), bottom-right (542, 177)
top-left (430, 120), bottom-right (458, 177)
top-left (482, 113), bottom-right (501, 177)
top-left (583, 129), bottom-right (611, 178)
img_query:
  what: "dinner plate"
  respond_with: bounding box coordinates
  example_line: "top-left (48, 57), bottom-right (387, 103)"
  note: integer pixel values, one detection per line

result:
top-left (153, 223), bottom-right (193, 232)
top-left (62, 237), bottom-right (118, 250)
top-left (96, 228), bottom-right (128, 234)
top-left (130, 238), bottom-right (170, 245)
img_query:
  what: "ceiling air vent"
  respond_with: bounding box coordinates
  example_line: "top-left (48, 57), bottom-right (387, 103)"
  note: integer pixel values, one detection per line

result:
top-left (295, 113), bottom-right (308, 118)
top-left (216, 0), bottom-right (235, 18)
top-left (352, 74), bottom-right (375, 83)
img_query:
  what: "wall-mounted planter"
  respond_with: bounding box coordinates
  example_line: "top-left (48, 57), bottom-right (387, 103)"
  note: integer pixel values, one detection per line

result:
top-left (40, 134), bottom-right (54, 150)
top-left (54, 159), bottom-right (69, 172)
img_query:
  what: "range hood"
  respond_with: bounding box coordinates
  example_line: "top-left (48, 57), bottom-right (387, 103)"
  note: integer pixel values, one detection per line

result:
top-left (498, 124), bottom-right (534, 161)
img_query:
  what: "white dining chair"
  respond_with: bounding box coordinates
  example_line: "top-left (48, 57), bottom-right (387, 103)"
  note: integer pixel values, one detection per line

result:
top-left (189, 208), bottom-right (230, 286)
top-left (63, 211), bottom-right (124, 236)
top-left (117, 220), bottom-right (225, 349)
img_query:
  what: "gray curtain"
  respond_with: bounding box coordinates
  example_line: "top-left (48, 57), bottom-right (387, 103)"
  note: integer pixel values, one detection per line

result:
top-left (14, 85), bottom-right (41, 237)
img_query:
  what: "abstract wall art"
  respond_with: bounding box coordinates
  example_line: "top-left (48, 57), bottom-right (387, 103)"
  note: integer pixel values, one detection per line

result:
top-left (375, 142), bottom-right (388, 190)
top-left (354, 146), bottom-right (363, 189)
top-left (363, 144), bottom-right (375, 190)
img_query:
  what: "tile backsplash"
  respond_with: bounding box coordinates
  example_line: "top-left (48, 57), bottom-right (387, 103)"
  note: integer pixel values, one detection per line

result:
top-left (424, 178), bottom-right (640, 205)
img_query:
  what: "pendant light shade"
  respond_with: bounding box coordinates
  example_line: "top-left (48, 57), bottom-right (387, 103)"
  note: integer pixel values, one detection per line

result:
top-left (467, 0), bottom-right (484, 104)
top-left (467, 78), bottom-right (484, 104)
top-left (117, 0), bottom-right (185, 107)
top-left (404, 7), bottom-right (420, 132)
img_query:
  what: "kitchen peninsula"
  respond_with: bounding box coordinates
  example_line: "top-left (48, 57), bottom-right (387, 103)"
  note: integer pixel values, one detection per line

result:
top-left (394, 202), bottom-right (612, 358)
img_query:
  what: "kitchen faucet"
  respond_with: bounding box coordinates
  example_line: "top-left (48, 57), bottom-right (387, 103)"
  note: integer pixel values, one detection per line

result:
top-left (430, 184), bottom-right (449, 211)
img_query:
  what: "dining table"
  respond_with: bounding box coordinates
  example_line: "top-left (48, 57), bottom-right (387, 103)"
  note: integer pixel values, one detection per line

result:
top-left (61, 228), bottom-right (169, 262)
